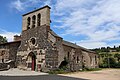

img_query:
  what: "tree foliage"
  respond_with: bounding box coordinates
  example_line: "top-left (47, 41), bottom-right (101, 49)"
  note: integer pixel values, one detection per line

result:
top-left (91, 45), bottom-right (120, 68)
top-left (104, 57), bottom-right (116, 68)
top-left (114, 53), bottom-right (120, 61)
top-left (0, 35), bottom-right (7, 44)
top-left (99, 52), bottom-right (120, 68)
top-left (92, 45), bottom-right (120, 52)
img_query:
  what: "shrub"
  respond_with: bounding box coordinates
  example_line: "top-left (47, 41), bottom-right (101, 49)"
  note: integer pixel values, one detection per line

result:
top-left (48, 69), bottom-right (69, 74)
top-left (82, 67), bottom-right (102, 71)
top-left (100, 57), bottom-right (117, 68)
top-left (115, 61), bottom-right (120, 68)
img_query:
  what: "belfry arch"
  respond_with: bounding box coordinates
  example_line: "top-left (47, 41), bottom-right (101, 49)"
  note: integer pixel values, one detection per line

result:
top-left (37, 13), bottom-right (41, 26)
top-left (27, 17), bottom-right (31, 29)
top-left (32, 15), bottom-right (36, 28)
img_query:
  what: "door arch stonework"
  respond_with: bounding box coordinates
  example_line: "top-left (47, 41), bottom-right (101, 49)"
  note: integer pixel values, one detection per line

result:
top-left (26, 52), bottom-right (36, 71)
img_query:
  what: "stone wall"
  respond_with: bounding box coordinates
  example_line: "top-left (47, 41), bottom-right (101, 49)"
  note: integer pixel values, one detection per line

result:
top-left (17, 24), bottom-right (59, 71)
top-left (0, 63), bottom-right (8, 70)
top-left (0, 41), bottom-right (21, 67)
top-left (0, 49), bottom-right (9, 63)
top-left (61, 45), bottom-right (83, 71)
top-left (81, 50), bottom-right (98, 68)
top-left (18, 25), bottom-right (49, 51)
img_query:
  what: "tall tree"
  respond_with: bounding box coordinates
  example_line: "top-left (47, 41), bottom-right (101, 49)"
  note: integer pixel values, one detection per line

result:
top-left (102, 57), bottom-right (116, 68)
top-left (114, 53), bottom-right (120, 62)
top-left (0, 35), bottom-right (7, 44)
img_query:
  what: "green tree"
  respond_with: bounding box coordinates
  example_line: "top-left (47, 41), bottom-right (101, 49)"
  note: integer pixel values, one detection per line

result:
top-left (115, 61), bottom-right (120, 68)
top-left (0, 35), bottom-right (7, 44)
top-left (113, 45), bottom-right (116, 49)
top-left (114, 53), bottom-right (120, 62)
top-left (103, 57), bottom-right (116, 68)
top-left (100, 53), bottom-right (105, 58)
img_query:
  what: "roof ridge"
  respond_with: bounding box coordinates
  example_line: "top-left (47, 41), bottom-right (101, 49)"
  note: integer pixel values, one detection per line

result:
top-left (63, 40), bottom-right (96, 53)
top-left (22, 5), bottom-right (51, 16)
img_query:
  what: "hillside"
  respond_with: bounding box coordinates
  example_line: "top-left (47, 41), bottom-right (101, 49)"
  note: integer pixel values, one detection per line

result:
top-left (91, 46), bottom-right (120, 68)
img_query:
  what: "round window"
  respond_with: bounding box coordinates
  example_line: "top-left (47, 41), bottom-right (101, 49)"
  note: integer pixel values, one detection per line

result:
top-left (30, 38), bottom-right (36, 45)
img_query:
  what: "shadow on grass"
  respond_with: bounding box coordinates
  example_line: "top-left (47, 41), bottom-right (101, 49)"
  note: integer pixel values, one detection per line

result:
top-left (0, 74), bottom-right (89, 80)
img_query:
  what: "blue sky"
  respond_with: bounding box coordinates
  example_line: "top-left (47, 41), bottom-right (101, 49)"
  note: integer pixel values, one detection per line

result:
top-left (0, 0), bottom-right (120, 49)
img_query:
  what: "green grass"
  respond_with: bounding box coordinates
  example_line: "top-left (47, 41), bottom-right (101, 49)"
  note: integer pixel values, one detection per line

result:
top-left (48, 68), bottom-right (102, 74)
top-left (48, 69), bottom-right (70, 74)
top-left (81, 68), bottom-right (102, 71)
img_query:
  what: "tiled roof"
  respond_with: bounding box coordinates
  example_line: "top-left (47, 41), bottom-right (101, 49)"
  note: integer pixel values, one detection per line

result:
top-left (63, 40), bottom-right (80, 48)
top-left (22, 5), bottom-right (51, 16)
top-left (63, 40), bottom-right (96, 53)
top-left (0, 41), bottom-right (21, 45)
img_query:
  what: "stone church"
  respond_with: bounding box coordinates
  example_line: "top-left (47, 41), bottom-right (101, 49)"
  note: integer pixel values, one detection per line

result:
top-left (0, 5), bottom-right (98, 72)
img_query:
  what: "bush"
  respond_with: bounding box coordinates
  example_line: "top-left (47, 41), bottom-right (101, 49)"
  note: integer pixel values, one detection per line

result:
top-left (82, 68), bottom-right (102, 71)
top-left (99, 63), bottom-right (108, 68)
top-left (48, 69), bottom-right (69, 74)
top-left (115, 61), bottom-right (120, 68)
top-left (100, 57), bottom-right (117, 68)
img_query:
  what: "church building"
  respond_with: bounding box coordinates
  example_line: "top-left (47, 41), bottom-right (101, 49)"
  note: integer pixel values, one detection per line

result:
top-left (0, 5), bottom-right (98, 72)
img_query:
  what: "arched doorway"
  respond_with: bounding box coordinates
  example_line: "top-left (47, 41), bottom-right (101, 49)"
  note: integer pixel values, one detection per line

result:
top-left (27, 52), bottom-right (36, 71)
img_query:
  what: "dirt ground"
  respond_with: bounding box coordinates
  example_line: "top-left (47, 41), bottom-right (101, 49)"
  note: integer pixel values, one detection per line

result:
top-left (59, 69), bottom-right (120, 80)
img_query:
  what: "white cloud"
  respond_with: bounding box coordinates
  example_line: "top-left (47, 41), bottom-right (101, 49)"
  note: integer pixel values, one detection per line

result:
top-left (9, 0), bottom-right (120, 48)
top-left (0, 29), bottom-right (20, 42)
top-left (11, 0), bottom-right (25, 11)
top-left (74, 40), bottom-right (120, 49)
top-left (52, 0), bottom-right (120, 48)
top-left (10, 0), bottom-right (52, 12)
top-left (10, 0), bottom-right (39, 12)
top-left (77, 41), bottom-right (107, 49)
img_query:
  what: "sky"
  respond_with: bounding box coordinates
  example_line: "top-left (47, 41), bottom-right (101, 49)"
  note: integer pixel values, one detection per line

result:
top-left (0, 0), bottom-right (120, 49)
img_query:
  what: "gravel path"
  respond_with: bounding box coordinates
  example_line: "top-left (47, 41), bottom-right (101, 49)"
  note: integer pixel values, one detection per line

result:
top-left (0, 68), bottom-right (120, 80)
top-left (0, 68), bottom-right (48, 76)
top-left (59, 69), bottom-right (120, 80)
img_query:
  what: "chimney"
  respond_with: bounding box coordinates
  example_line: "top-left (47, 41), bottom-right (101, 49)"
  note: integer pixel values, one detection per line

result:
top-left (14, 35), bottom-right (21, 41)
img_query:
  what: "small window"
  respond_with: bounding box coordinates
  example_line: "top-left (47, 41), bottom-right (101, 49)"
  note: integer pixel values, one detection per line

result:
top-left (32, 15), bottom-right (36, 28)
top-left (90, 57), bottom-right (92, 64)
top-left (73, 56), bottom-right (75, 59)
top-left (40, 50), bottom-right (42, 54)
top-left (67, 52), bottom-right (70, 59)
top-left (57, 38), bottom-right (61, 41)
top-left (42, 59), bottom-right (45, 61)
top-left (27, 17), bottom-right (31, 29)
top-left (37, 13), bottom-right (41, 26)
top-left (77, 56), bottom-right (79, 63)
top-left (95, 56), bottom-right (97, 64)
top-left (84, 60), bottom-right (86, 62)
top-left (30, 38), bottom-right (36, 45)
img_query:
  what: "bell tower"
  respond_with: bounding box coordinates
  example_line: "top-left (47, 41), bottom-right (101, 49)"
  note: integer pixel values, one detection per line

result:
top-left (22, 5), bottom-right (50, 31)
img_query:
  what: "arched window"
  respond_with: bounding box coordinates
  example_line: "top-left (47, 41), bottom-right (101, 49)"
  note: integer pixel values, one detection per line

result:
top-left (77, 56), bottom-right (79, 63)
top-left (67, 52), bottom-right (70, 59)
top-left (32, 15), bottom-right (36, 28)
top-left (37, 13), bottom-right (41, 26)
top-left (27, 17), bottom-right (31, 29)
top-left (95, 55), bottom-right (97, 64)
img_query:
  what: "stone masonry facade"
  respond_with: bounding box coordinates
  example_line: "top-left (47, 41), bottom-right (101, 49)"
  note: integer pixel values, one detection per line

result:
top-left (0, 5), bottom-right (98, 72)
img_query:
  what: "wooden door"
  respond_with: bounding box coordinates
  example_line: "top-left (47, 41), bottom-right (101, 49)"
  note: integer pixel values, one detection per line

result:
top-left (32, 58), bottom-right (35, 71)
